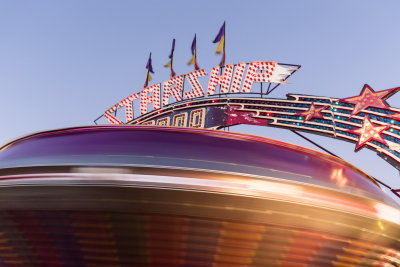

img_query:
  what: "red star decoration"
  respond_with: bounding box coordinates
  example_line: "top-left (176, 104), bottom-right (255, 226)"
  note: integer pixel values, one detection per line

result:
top-left (347, 116), bottom-right (388, 152)
top-left (340, 84), bottom-right (399, 117)
top-left (295, 103), bottom-right (328, 122)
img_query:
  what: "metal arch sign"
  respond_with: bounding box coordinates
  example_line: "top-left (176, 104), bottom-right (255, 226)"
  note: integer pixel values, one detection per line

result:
top-left (97, 61), bottom-right (400, 175)
top-left (129, 88), bottom-right (400, 171)
top-left (100, 61), bottom-right (300, 124)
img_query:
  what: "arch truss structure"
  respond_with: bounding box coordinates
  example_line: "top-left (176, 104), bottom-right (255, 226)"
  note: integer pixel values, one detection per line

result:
top-left (95, 61), bottom-right (400, 196)
top-left (130, 85), bottom-right (400, 178)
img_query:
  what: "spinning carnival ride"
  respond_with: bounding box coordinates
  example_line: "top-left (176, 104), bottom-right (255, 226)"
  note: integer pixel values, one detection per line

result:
top-left (0, 126), bottom-right (399, 266)
top-left (1, 60), bottom-right (400, 266)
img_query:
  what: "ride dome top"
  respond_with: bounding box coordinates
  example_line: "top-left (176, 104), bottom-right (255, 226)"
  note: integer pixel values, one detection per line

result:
top-left (0, 126), bottom-right (395, 207)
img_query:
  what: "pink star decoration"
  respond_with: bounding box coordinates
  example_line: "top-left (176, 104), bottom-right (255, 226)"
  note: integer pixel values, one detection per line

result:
top-left (340, 84), bottom-right (399, 117)
top-left (296, 103), bottom-right (328, 122)
top-left (347, 116), bottom-right (388, 152)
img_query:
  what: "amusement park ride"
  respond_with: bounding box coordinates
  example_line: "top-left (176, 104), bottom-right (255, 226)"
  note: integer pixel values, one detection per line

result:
top-left (1, 32), bottom-right (400, 265)
top-left (98, 60), bottom-right (400, 194)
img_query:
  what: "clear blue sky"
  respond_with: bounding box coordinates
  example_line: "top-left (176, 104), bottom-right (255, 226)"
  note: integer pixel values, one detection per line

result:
top-left (1, 1), bottom-right (400, 195)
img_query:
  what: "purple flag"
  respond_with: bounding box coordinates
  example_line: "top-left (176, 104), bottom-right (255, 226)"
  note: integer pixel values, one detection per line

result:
top-left (191, 34), bottom-right (197, 54)
top-left (169, 39), bottom-right (176, 59)
top-left (213, 22), bottom-right (225, 43)
top-left (188, 34), bottom-right (200, 70)
top-left (146, 53), bottom-right (154, 74)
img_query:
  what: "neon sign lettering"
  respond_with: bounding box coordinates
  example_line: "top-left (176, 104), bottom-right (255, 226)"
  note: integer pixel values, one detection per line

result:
top-left (103, 61), bottom-right (299, 124)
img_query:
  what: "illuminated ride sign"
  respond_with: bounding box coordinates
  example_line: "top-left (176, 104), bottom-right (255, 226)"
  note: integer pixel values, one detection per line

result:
top-left (100, 61), bottom-right (300, 124)
top-left (97, 61), bottom-right (400, 178)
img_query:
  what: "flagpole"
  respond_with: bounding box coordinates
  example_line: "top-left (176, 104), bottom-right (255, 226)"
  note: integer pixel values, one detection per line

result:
top-left (220, 21), bottom-right (226, 68)
top-left (194, 34), bottom-right (199, 71)
top-left (219, 22), bottom-right (226, 73)
top-left (171, 42), bottom-right (174, 77)
top-left (194, 41), bottom-right (197, 70)
top-left (144, 68), bottom-right (150, 88)
top-left (188, 34), bottom-right (198, 71)
top-left (144, 52), bottom-right (151, 88)
top-left (194, 35), bottom-right (197, 70)
top-left (171, 39), bottom-right (175, 77)
top-left (223, 21), bottom-right (226, 66)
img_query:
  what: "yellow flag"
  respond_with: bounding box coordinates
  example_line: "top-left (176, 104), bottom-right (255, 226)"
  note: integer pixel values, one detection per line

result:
top-left (187, 54), bottom-right (196, 66)
top-left (164, 60), bottom-right (172, 68)
top-left (147, 73), bottom-right (152, 82)
top-left (215, 36), bottom-right (224, 54)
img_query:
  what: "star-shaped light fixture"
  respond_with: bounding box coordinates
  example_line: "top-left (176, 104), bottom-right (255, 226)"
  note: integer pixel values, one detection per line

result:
top-left (295, 103), bottom-right (328, 122)
top-left (347, 116), bottom-right (388, 152)
top-left (340, 84), bottom-right (399, 117)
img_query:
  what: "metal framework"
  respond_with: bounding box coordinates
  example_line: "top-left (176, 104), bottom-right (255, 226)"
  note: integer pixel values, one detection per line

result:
top-left (110, 94), bottom-right (400, 197)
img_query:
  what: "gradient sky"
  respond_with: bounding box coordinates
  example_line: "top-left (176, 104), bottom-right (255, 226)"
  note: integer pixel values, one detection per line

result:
top-left (1, 1), bottom-right (400, 197)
